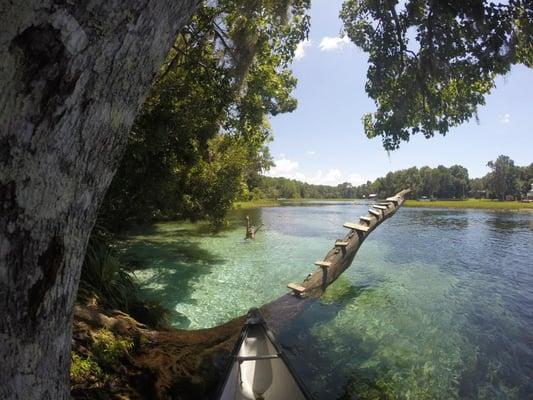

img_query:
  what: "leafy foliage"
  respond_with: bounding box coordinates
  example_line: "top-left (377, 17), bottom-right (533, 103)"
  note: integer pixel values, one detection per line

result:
top-left (78, 228), bottom-right (136, 310)
top-left (80, 0), bottom-right (310, 326)
top-left (78, 227), bottom-right (172, 328)
top-left (253, 157), bottom-right (532, 200)
top-left (70, 329), bottom-right (133, 388)
top-left (340, 0), bottom-right (533, 149)
top-left (70, 353), bottom-right (103, 384)
top-left (99, 0), bottom-right (310, 229)
top-left (91, 329), bottom-right (134, 369)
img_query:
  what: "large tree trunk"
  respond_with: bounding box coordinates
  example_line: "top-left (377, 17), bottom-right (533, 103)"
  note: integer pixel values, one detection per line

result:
top-left (0, 1), bottom-right (197, 398)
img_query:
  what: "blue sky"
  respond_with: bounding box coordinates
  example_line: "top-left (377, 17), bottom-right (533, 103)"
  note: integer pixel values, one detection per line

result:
top-left (266, 0), bottom-right (533, 185)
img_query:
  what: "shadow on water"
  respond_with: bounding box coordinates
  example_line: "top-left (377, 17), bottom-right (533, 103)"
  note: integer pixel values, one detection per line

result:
top-left (485, 212), bottom-right (533, 231)
top-left (119, 225), bottom-right (227, 327)
top-left (123, 222), bottom-right (223, 240)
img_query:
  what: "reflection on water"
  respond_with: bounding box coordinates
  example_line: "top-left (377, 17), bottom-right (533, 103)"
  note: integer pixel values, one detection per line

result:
top-left (121, 205), bottom-right (533, 399)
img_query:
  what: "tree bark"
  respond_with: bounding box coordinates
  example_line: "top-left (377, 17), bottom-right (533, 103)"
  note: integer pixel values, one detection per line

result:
top-left (0, 1), bottom-right (197, 398)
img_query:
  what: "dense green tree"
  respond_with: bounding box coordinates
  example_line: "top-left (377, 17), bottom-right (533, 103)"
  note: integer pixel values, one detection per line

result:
top-left (418, 166), bottom-right (435, 197)
top-left (254, 159), bottom-right (531, 201)
top-left (449, 165), bottom-right (470, 199)
top-left (486, 155), bottom-right (517, 199)
top-left (514, 163), bottom-right (533, 198)
top-left (99, 0), bottom-right (310, 229)
top-left (340, 0), bottom-right (533, 150)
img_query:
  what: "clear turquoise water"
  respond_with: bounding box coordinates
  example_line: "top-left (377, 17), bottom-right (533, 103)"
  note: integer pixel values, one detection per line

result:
top-left (120, 203), bottom-right (533, 399)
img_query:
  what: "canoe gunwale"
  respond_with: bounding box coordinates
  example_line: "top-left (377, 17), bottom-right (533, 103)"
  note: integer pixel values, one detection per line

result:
top-left (236, 354), bottom-right (280, 362)
top-left (216, 308), bottom-right (314, 400)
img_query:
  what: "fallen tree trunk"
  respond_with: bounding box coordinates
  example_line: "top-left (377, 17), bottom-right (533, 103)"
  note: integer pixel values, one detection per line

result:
top-left (72, 305), bottom-right (246, 399)
top-left (289, 189), bottom-right (411, 298)
top-left (263, 188), bottom-right (411, 330)
top-left (71, 189), bottom-right (410, 399)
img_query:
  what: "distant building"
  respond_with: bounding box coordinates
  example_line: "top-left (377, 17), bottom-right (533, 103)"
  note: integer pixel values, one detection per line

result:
top-left (470, 189), bottom-right (487, 199)
top-left (527, 183), bottom-right (533, 201)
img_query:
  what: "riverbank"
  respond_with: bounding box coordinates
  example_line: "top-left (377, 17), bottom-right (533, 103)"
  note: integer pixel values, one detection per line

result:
top-left (233, 198), bottom-right (355, 209)
top-left (234, 198), bottom-right (533, 211)
top-left (232, 199), bottom-right (281, 208)
top-left (71, 305), bottom-right (243, 399)
top-left (404, 199), bottom-right (533, 210)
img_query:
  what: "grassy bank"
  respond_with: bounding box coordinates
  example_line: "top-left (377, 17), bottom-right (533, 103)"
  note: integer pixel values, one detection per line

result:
top-left (234, 198), bottom-right (533, 211)
top-left (233, 199), bottom-right (281, 209)
top-left (232, 198), bottom-right (356, 209)
top-left (404, 199), bottom-right (533, 210)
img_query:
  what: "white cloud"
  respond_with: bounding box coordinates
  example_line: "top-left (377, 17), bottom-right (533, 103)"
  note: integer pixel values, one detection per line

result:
top-left (306, 150), bottom-right (316, 156)
top-left (265, 157), bottom-right (306, 181)
top-left (307, 169), bottom-right (342, 185)
top-left (319, 35), bottom-right (351, 51)
top-left (294, 39), bottom-right (312, 61)
top-left (265, 157), bottom-right (367, 186)
top-left (499, 113), bottom-right (511, 124)
top-left (346, 173), bottom-right (367, 186)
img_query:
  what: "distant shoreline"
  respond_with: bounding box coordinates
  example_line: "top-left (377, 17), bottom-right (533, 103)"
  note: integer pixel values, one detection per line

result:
top-left (233, 198), bottom-right (533, 211)
top-left (403, 199), bottom-right (533, 211)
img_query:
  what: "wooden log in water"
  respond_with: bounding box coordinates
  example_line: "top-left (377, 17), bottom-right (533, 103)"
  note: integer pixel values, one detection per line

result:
top-left (300, 188), bottom-right (410, 298)
top-left (262, 188), bottom-right (411, 332)
top-left (272, 189), bottom-right (410, 304)
top-left (261, 189), bottom-right (410, 332)
top-left (70, 189), bottom-right (410, 399)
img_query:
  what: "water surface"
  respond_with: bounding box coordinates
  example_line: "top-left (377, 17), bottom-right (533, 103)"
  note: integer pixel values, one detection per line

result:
top-left (121, 203), bottom-right (533, 399)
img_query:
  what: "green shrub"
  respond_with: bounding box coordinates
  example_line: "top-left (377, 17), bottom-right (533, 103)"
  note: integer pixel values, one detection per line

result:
top-left (78, 227), bottom-right (172, 329)
top-left (70, 353), bottom-right (102, 383)
top-left (78, 229), bottom-right (136, 310)
top-left (91, 329), bottom-right (133, 369)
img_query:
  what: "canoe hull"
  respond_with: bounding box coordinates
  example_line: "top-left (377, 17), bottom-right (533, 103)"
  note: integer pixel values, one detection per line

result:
top-left (217, 309), bottom-right (312, 400)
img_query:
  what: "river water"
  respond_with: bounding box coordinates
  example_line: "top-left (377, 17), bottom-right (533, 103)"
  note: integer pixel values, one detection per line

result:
top-left (121, 203), bottom-right (533, 399)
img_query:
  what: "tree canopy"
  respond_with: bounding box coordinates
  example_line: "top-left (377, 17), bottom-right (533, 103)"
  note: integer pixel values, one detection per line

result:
top-left (254, 156), bottom-right (532, 200)
top-left (341, 0), bottom-right (533, 150)
top-left (99, 0), bottom-right (310, 228)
